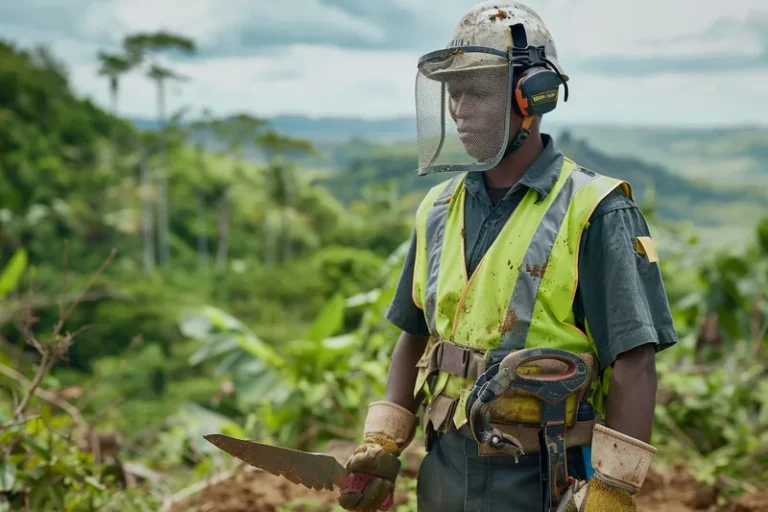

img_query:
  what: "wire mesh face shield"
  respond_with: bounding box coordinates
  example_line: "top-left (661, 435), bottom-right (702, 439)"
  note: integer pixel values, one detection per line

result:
top-left (415, 47), bottom-right (514, 177)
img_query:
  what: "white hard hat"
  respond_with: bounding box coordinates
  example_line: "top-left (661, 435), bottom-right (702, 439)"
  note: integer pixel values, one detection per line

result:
top-left (426, 1), bottom-right (567, 81)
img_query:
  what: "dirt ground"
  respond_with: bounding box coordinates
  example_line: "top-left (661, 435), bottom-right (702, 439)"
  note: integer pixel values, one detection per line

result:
top-left (163, 441), bottom-right (768, 512)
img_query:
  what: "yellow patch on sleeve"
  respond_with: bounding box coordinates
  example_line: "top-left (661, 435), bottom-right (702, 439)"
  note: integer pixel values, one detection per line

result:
top-left (635, 236), bottom-right (659, 263)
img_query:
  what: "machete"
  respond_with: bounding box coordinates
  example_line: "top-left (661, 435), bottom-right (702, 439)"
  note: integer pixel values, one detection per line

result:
top-left (203, 433), bottom-right (394, 509)
top-left (204, 433), bottom-right (349, 491)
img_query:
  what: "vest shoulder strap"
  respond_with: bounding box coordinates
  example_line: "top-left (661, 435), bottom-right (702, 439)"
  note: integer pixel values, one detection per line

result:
top-left (413, 174), bottom-right (465, 311)
top-left (572, 164), bottom-right (634, 202)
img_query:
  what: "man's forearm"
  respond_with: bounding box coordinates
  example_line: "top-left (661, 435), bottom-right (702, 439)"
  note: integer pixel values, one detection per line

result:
top-left (384, 331), bottom-right (430, 414)
top-left (605, 343), bottom-right (657, 443)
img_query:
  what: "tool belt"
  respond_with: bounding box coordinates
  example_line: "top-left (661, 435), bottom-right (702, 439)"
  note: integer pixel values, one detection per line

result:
top-left (419, 340), bottom-right (599, 446)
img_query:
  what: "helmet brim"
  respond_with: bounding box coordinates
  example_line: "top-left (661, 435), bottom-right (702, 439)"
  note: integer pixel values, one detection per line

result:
top-left (424, 63), bottom-right (569, 84)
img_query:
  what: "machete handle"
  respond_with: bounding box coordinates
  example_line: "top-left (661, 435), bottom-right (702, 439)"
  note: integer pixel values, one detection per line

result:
top-left (342, 473), bottom-right (394, 510)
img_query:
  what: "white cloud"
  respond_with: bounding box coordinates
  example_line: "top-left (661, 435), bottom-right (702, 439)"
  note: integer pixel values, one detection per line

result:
top-left (522, 0), bottom-right (764, 59)
top-left (68, 44), bottom-right (419, 119)
top-left (81, 0), bottom-right (241, 45)
top-left (81, 0), bottom-right (387, 49)
top-left (67, 38), bottom-right (768, 128)
top-left (546, 70), bottom-right (768, 126)
top-left (7, 0), bottom-right (768, 127)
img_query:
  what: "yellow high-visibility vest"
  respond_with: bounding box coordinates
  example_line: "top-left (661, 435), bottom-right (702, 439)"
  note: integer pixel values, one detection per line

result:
top-left (412, 157), bottom-right (633, 429)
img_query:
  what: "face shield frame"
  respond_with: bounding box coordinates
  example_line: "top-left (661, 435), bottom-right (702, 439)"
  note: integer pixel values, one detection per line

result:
top-left (415, 46), bottom-right (515, 177)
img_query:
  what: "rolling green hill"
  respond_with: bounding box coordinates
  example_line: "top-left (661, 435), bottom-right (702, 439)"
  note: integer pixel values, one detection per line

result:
top-left (312, 131), bottom-right (767, 247)
top-left (562, 125), bottom-right (768, 186)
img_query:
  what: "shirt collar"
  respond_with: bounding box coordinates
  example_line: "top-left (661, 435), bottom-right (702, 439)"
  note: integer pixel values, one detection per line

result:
top-left (463, 133), bottom-right (564, 203)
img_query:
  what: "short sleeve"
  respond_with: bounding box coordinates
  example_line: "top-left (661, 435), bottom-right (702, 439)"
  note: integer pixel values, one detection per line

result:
top-left (385, 230), bottom-right (431, 336)
top-left (575, 189), bottom-right (678, 370)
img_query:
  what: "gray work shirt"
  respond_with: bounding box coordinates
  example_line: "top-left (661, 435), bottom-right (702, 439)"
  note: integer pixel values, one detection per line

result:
top-left (386, 134), bottom-right (678, 369)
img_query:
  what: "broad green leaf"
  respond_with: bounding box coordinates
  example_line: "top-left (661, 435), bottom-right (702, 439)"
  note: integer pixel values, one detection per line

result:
top-left (235, 333), bottom-right (285, 368)
top-left (6, 454), bottom-right (26, 466)
top-left (305, 384), bottom-right (329, 406)
top-left (48, 483), bottom-right (65, 509)
top-left (675, 292), bottom-right (702, 310)
top-left (40, 404), bottom-right (52, 426)
top-left (203, 305), bottom-right (245, 331)
top-left (235, 369), bottom-right (283, 404)
top-left (0, 462), bottom-right (16, 492)
top-left (0, 249), bottom-right (27, 299)
top-left (305, 294), bottom-right (345, 343)
top-left (25, 418), bottom-right (45, 436)
top-left (85, 476), bottom-right (107, 490)
top-left (359, 361), bottom-right (387, 382)
top-left (187, 333), bottom-right (239, 366)
top-left (321, 334), bottom-right (358, 351)
top-left (345, 289), bottom-right (379, 308)
top-left (266, 385), bottom-right (295, 406)
top-left (21, 438), bottom-right (51, 461)
top-left (176, 401), bottom-right (245, 454)
top-left (0, 343), bottom-right (11, 367)
top-left (215, 350), bottom-right (245, 375)
top-left (344, 386), bottom-right (361, 407)
top-left (178, 312), bottom-right (213, 339)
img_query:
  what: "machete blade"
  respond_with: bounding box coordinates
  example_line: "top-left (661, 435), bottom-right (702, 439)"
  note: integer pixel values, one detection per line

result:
top-left (204, 433), bottom-right (349, 492)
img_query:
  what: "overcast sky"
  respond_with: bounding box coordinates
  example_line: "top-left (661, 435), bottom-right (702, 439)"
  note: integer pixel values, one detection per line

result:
top-left (2, 0), bottom-right (767, 126)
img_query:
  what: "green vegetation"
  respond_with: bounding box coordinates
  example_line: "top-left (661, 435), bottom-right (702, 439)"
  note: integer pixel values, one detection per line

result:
top-left (1, 38), bottom-right (767, 511)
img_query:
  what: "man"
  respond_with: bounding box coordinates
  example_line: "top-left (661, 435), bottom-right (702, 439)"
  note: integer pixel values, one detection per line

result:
top-left (337, 2), bottom-right (678, 511)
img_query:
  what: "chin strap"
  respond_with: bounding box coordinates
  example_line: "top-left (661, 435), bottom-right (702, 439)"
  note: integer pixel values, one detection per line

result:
top-left (503, 115), bottom-right (535, 158)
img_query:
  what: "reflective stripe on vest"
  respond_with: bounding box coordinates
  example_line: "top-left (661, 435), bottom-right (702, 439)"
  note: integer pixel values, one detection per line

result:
top-left (499, 165), bottom-right (613, 351)
top-left (412, 157), bottom-right (632, 429)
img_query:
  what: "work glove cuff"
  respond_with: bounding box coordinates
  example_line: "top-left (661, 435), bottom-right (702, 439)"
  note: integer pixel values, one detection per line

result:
top-left (591, 424), bottom-right (657, 493)
top-left (362, 401), bottom-right (417, 456)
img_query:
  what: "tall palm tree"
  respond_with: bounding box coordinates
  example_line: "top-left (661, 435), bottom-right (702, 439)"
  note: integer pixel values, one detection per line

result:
top-left (122, 32), bottom-right (196, 268)
top-left (138, 133), bottom-right (157, 274)
top-left (256, 130), bottom-right (315, 264)
top-left (188, 109), bottom-right (216, 272)
top-left (210, 114), bottom-right (268, 271)
top-left (148, 64), bottom-right (188, 268)
top-left (96, 51), bottom-right (135, 173)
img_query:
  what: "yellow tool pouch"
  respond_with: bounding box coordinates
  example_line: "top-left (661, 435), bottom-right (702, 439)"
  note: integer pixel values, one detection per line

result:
top-left (486, 350), bottom-right (598, 428)
top-left (418, 340), bottom-right (600, 453)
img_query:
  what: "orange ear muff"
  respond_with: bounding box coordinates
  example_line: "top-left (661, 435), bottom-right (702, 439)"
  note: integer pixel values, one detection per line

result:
top-left (515, 82), bottom-right (530, 117)
top-left (514, 67), bottom-right (562, 117)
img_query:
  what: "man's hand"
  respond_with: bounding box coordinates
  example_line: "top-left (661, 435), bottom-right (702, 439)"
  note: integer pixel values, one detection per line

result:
top-left (561, 425), bottom-right (657, 512)
top-left (338, 401), bottom-right (416, 511)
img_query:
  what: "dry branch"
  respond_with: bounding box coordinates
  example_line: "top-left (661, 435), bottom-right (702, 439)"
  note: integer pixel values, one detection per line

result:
top-left (0, 361), bottom-right (87, 428)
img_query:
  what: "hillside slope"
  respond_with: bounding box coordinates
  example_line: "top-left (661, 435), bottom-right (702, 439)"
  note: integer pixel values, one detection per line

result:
top-left (315, 132), bottom-right (766, 232)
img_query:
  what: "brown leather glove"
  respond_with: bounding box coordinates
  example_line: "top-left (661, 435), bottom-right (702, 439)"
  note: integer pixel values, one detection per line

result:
top-left (338, 401), bottom-right (417, 511)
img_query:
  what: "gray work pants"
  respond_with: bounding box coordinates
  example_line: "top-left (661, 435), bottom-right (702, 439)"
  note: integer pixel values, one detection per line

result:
top-left (416, 429), bottom-right (587, 512)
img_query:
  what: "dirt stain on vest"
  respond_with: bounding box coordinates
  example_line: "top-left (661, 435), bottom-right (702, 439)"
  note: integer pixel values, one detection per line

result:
top-left (500, 308), bottom-right (518, 334)
top-left (441, 291), bottom-right (463, 320)
top-left (526, 263), bottom-right (548, 278)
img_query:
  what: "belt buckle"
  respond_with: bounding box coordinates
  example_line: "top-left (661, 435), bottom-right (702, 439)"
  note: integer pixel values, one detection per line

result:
top-left (439, 343), bottom-right (470, 378)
